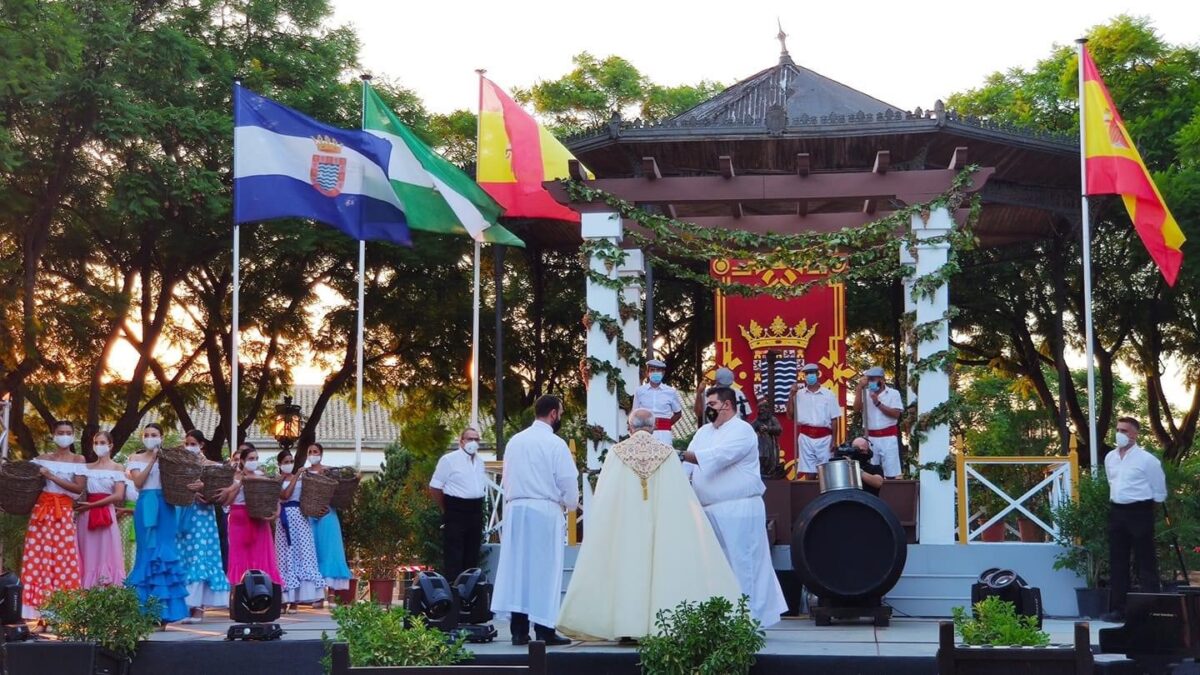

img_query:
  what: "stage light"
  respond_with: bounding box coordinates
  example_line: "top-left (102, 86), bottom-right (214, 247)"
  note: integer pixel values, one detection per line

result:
top-left (453, 568), bottom-right (494, 625)
top-left (970, 568), bottom-right (1043, 629)
top-left (1, 570), bottom-right (30, 642)
top-left (404, 570), bottom-right (498, 643)
top-left (227, 569), bottom-right (283, 641)
top-left (409, 571), bottom-right (454, 622)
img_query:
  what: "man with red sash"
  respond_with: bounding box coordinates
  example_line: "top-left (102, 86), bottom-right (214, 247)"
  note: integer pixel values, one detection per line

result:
top-left (855, 366), bottom-right (904, 478)
top-left (788, 363), bottom-right (842, 480)
top-left (632, 358), bottom-right (683, 446)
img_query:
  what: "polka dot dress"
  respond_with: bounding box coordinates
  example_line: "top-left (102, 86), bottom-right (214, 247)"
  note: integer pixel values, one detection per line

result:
top-left (20, 460), bottom-right (84, 619)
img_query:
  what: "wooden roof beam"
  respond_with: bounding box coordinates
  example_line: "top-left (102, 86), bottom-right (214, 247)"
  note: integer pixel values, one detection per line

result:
top-left (621, 208), bottom-right (974, 237)
top-left (734, 203), bottom-right (744, 219)
top-left (796, 153), bottom-right (810, 177)
top-left (948, 147), bottom-right (968, 171)
top-left (796, 200), bottom-right (808, 217)
top-left (568, 158), bottom-right (589, 182)
top-left (873, 150), bottom-right (890, 174)
top-left (641, 156), bottom-right (662, 180)
top-left (863, 198), bottom-right (877, 215)
top-left (719, 155), bottom-right (735, 179)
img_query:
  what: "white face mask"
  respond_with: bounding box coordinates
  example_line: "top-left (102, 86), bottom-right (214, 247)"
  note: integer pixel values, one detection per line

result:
top-left (93, 444), bottom-right (111, 456)
top-left (1115, 432), bottom-right (1131, 449)
top-left (308, 455), bottom-right (321, 466)
top-left (243, 460), bottom-right (260, 472)
top-left (463, 441), bottom-right (479, 455)
top-left (53, 434), bottom-right (74, 449)
top-left (280, 463), bottom-right (294, 474)
top-left (185, 444), bottom-right (202, 454)
top-left (143, 436), bottom-right (162, 449)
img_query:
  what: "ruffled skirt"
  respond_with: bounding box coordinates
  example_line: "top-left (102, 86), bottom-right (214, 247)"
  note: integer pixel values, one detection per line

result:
top-left (20, 493), bottom-right (82, 618)
top-left (125, 489), bottom-right (189, 622)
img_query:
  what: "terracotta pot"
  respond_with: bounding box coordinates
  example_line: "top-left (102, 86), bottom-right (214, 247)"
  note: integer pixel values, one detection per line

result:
top-left (1017, 517), bottom-right (1046, 542)
top-left (979, 520), bottom-right (1006, 542)
top-left (368, 579), bottom-right (396, 606)
top-left (331, 578), bottom-right (358, 605)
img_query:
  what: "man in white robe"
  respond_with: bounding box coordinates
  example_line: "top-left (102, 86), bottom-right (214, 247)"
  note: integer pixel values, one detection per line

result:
top-left (683, 386), bottom-right (789, 627)
top-left (557, 409), bottom-right (742, 641)
top-left (490, 395), bottom-right (578, 646)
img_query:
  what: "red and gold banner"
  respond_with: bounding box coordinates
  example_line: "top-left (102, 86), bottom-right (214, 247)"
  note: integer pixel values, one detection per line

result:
top-left (710, 259), bottom-right (851, 477)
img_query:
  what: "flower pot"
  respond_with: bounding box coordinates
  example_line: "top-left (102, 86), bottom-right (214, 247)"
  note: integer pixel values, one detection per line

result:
top-left (937, 621), bottom-right (1093, 675)
top-left (1017, 517), bottom-right (1046, 542)
top-left (979, 521), bottom-right (1006, 542)
top-left (368, 578), bottom-right (396, 606)
top-left (331, 577), bottom-right (358, 605)
top-left (1074, 586), bottom-right (1109, 619)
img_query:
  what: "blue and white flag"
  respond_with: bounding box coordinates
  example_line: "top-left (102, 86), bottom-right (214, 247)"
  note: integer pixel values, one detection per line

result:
top-left (233, 84), bottom-right (413, 245)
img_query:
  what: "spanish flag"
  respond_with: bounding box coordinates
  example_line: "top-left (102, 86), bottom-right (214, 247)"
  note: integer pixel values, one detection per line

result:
top-left (477, 76), bottom-right (591, 222)
top-left (1081, 46), bottom-right (1185, 285)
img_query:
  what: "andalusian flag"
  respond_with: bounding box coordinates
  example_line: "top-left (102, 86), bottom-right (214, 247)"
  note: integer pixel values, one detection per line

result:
top-left (363, 85), bottom-right (523, 247)
top-left (477, 76), bottom-right (591, 222)
top-left (1081, 46), bottom-right (1184, 285)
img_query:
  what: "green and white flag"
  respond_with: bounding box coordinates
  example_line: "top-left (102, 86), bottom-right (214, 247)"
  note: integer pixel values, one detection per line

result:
top-left (363, 85), bottom-right (523, 247)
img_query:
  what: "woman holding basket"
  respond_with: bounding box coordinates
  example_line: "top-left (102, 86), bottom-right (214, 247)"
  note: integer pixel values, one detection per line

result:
top-left (218, 443), bottom-right (281, 586)
top-left (274, 450), bottom-right (326, 611)
top-left (176, 430), bottom-right (229, 624)
top-left (125, 422), bottom-right (189, 623)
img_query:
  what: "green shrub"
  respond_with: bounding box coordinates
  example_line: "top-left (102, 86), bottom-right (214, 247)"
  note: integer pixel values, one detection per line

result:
top-left (951, 595), bottom-right (1050, 646)
top-left (637, 596), bottom-right (765, 675)
top-left (41, 586), bottom-right (161, 657)
top-left (1, 512), bottom-right (25, 573)
top-left (322, 601), bottom-right (470, 671)
top-left (1051, 471), bottom-right (1110, 587)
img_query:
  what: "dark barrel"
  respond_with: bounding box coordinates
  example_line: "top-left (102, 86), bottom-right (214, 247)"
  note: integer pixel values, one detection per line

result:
top-left (790, 489), bottom-right (907, 601)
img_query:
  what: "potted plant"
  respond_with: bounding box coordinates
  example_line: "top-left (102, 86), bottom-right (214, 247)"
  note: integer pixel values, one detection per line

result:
top-left (939, 596), bottom-right (1092, 674)
top-left (349, 476), bottom-right (405, 606)
top-left (1050, 471), bottom-right (1110, 618)
top-left (637, 596), bottom-right (765, 675)
top-left (5, 586), bottom-right (161, 675)
top-left (323, 600), bottom-right (471, 670)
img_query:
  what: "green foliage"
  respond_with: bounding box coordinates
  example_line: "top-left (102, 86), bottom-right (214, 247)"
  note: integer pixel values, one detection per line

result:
top-left (343, 443), bottom-right (441, 578)
top-left (323, 601), bottom-right (471, 671)
top-left (0, 513), bottom-right (25, 572)
top-left (41, 586), bottom-right (161, 657)
top-left (951, 595), bottom-right (1050, 646)
top-left (1051, 471), bottom-right (1111, 587)
top-left (637, 596), bottom-right (765, 675)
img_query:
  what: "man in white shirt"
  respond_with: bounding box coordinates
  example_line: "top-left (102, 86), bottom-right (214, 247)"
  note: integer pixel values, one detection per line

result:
top-left (683, 387), bottom-right (789, 627)
top-left (1101, 416), bottom-right (1167, 623)
top-left (855, 366), bottom-right (904, 478)
top-left (428, 426), bottom-right (488, 583)
top-left (693, 367), bottom-right (753, 423)
top-left (632, 358), bottom-right (683, 446)
top-left (788, 362), bottom-right (842, 479)
top-left (490, 395), bottom-right (578, 646)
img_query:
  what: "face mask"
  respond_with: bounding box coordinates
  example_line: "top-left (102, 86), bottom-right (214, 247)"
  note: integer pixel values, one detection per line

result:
top-left (243, 460), bottom-right (260, 472)
top-left (868, 381), bottom-right (880, 392)
top-left (53, 434), bottom-right (74, 449)
top-left (308, 455), bottom-right (321, 466)
top-left (705, 406), bottom-right (719, 423)
top-left (93, 444), bottom-right (111, 457)
top-left (185, 444), bottom-right (202, 455)
top-left (805, 373), bottom-right (819, 386)
top-left (1115, 432), bottom-right (1131, 449)
top-left (280, 463), bottom-right (294, 474)
top-left (463, 441), bottom-right (479, 455)
top-left (143, 436), bottom-right (162, 449)
top-left (649, 372), bottom-right (664, 385)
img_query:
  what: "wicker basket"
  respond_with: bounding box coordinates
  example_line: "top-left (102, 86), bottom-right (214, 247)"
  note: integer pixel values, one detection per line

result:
top-left (159, 447), bottom-right (203, 507)
top-left (300, 471), bottom-right (338, 518)
top-left (242, 476), bottom-right (282, 520)
top-left (329, 467), bottom-right (361, 510)
top-left (0, 462), bottom-right (45, 515)
top-left (200, 464), bottom-right (236, 504)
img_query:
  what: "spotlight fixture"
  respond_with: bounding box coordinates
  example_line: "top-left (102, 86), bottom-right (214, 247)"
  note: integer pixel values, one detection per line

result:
top-left (453, 568), bottom-right (495, 625)
top-left (0, 570), bottom-right (30, 642)
top-left (404, 570), bottom-right (497, 643)
top-left (227, 569), bottom-right (284, 641)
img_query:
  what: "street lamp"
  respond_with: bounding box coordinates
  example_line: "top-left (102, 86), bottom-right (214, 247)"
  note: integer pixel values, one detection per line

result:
top-left (271, 395), bottom-right (303, 452)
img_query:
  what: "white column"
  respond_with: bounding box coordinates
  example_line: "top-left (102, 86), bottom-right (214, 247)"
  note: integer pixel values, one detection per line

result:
top-left (899, 242), bottom-right (917, 406)
top-left (912, 207), bottom-right (955, 544)
top-left (617, 249), bottom-right (645, 414)
top-left (582, 211), bottom-right (623, 525)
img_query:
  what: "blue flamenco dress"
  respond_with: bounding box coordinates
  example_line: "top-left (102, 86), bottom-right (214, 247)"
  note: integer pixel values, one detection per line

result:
top-left (178, 501), bottom-right (230, 608)
top-left (310, 506), bottom-right (352, 590)
top-left (124, 459), bottom-right (189, 622)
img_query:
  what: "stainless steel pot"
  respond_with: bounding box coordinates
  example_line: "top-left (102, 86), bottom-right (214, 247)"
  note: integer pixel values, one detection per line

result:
top-left (817, 458), bottom-right (862, 493)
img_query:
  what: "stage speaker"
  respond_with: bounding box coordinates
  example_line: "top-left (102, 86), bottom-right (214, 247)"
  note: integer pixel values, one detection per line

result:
top-left (1099, 589), bottom-right (1200, 659)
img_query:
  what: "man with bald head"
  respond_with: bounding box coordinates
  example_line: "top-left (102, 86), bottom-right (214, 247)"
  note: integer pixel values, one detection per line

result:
top-left (846, 437), bottom-right (885, 497)
top-left (693, 367), bottom-right (752, 424)
top-left (557, 408), bottom-right (740, 641)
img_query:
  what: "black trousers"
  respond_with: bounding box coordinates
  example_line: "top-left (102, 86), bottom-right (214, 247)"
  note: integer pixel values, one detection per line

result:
top-left (509, 612), bottom-right (556, 639)
top-left (1108, 501), bottom-right (1160, 612)
top-left (442, 496), bottom-right (484, 583)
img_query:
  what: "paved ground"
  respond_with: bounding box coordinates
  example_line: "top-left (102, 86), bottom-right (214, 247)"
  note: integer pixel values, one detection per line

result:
top-left (138, 606), bottom-right (1127, 661)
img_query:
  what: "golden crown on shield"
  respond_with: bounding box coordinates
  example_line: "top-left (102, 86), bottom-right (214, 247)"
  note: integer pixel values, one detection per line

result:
top-left (738, 315), bottom-right (818, 351)
top-left (312, 135), bottom-right (343, 154)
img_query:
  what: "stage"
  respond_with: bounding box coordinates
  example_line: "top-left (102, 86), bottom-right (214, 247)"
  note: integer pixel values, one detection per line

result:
top-left (4, 606), bottom-right (1147, 675)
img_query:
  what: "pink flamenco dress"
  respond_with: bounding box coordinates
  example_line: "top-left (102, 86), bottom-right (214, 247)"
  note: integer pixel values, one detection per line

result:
top-left (19, 458), bottom-right (85, 619)
top-left (226, 473), bottom-right (282, 586)
top-left (75, 468), bottom-right (127, 588)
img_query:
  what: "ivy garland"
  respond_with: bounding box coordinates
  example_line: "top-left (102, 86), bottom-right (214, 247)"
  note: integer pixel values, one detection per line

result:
top-left (568, 167), bottom-right (985, 482)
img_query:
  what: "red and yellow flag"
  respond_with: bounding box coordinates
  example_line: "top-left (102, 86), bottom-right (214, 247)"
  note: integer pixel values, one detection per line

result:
top-left (1081, 46), bottom-right (1185, 285)
top-left (477, 76), bottom-right (591, 222)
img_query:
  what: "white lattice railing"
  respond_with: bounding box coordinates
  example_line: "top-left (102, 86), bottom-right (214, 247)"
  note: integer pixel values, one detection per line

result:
top-left (955, 440), bottom-right (1080, 544)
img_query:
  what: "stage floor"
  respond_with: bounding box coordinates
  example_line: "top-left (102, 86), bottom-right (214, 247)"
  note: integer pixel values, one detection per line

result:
top-left (139, 605), bottom-right (1121, 658)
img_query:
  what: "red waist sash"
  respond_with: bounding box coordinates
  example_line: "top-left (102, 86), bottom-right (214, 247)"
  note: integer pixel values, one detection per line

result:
top-left (868, 426), bottom-right (899, 438)
top-left (798, 425), bottom-right (832, 439)
top-left (655, 418), bottom-right (674, 431)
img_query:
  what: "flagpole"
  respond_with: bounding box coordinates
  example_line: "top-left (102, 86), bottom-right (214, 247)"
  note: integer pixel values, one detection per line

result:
top-left (470, 69), bottom-right (486, 431)
top-left (1076, 38), bottom-right (1100, 473)
top-left (231, 80), bottom-right (242, 459)
top-left (355, 74), bottom-right (372, 471)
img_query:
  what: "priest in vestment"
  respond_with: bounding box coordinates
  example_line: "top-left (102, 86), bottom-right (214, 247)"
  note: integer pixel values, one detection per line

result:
top-left (557, 409), bottom-right (742, 641)
top-left (683, 386), bottom-right (789, 627)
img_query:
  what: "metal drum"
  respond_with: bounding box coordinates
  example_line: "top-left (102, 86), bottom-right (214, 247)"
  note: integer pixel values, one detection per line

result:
top-left (817, 459), bottom-right (862, 493)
